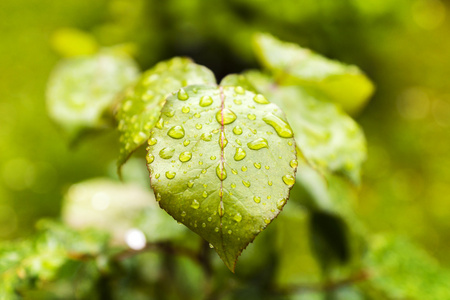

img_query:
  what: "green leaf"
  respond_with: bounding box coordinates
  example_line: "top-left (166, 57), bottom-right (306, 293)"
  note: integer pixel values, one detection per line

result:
top-left (146, 85), bottom-right (297, 271)
top-left (361, 236), bottom-right (450, 299)
top-left (245, 71), bottom-right (366, 184)
top-left (115, 57), bottom-right (216, 170)
top-left (252, 33), bottom-right (374, 114)
top-left (46, 49), bottom-right (140, 138)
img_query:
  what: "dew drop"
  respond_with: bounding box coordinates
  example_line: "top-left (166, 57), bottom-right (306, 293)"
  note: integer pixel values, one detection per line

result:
top-left (155, 174), bottom-right (160, 179)
top-left (159, 147), bottom-right (175, 159)
top-left (263, 113), bottom-right (293, 138)
top-left (216, 164), bottom-right (227, 181)
top-left (231, 183), bottom-right (236, 188)
top-left (187, 180), bottom-right (194, 188)
top-left (165, 171), bottom-right (176, 179)
top-left (156, 193), bottom-right (161, 202)
top-left (233, 213), bottom-right (242, 222)
top-left (182, 106), bottom-right (190, 113)
top-left (146, 153), bottom-right (154, 164)
top-left (201, 132), bottom-right (212, 141)
top-left (265, 166), bottom-right (270, 170)
top-left (181, 211), bottom-right (186, 217)
top-left (183, 140), bottom-right (190, 146)
top-left (247, 113), bottom-right (256, 120)
top-left (209, 243), bottom-right (214, 248)
top-left (191, 199), bottom-right (200, 209)
top-left (254, 162), bottom-right (261, 169)
top-left (282, 175), bottom-right (295, 186)
top-left (235, 139), bottom-right (242, 146)
top-left (234, 147), bottom-right (246, 161)
top-left (231, 169), bottom-right (238, 175)
top-left (201, 169), bottom-right (207, 174)
top-left (234, 86), bottom-right (245, 94)
top-left (195, 123), bottom-right (203, 130)
top-left (247, 138), bottom-right (269, 150)
top-left (290, 159), bottom-right (298, 168)
top-left (167, 125), bottom-right (185, 139)
top-left (194, 113), bottom-right (201, 118)
top-left (232, 126), bottom-right (243, 135)
top-left (133, 131), bottom-right (147, 144)
top-left (253, 94), bottom-right (269, 104)
top-left (208, 217), bottom-right (212, 222)
top-left (177, 88), bottom-right (189, 100)
top-left (202, 191), bottom-right (208, 198)
top-left (253, 196), bottom-right (261, 203)
top-left (277, 198), bottom-right (287, 210)
top-left (216, 108), bottom-right (237, 125)
top-left (219, 132), bottom-right (228, 148)
top-left (241, 166), bottom-right (248, 172)
top-left (179, 152), bottom-right (192, 162)
top-left (148, 137), bottom-right (157, 146)
top-left (264, 219), bottom-right (270, 224)
top-left (199, 95), bottom-right (213, 107)
top-left (242, 180), bottom-right (251, 187)
top-left (210, 155), bottom-right (216, 160)
top-left (164, 109), bottom-right (175, 117)
top-left (155, 118), bottom-right (164, 129)
top-left (268, 181), bottom-right (273, 186)
top-left (199, 161), bottom-right (204, 165)
top-left (218, 202), bottom-right (225, 216)
top-left (212, 129), bottom-right (219, 134)
top-left (233, 99), bottom-right (242, 105)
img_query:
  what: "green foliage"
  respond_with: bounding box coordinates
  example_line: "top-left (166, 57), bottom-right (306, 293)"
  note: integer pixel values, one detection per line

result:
top-left (115, 57), bottom-right (216, 169)
top-left (361, 236), bottom-right (450, 299)
top-left (0, 221), bottom-right (108, 299)
top-left (146, 84), bottom-right (296, 271)
top-left (6, 3), bottom-right (448, 295)
top-left (46, 49), bottom-right (140, 139)
top-left (253, 33), bottom-right (375, 114)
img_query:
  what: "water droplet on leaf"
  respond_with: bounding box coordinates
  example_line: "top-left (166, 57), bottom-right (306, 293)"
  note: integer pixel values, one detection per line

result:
top-left (167, 125), bottom-right (185, 139)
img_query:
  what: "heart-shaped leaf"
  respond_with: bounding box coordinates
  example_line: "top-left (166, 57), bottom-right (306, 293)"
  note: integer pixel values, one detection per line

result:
top-left (245, 70), bottom-right (366, 184)
top-left (146, 85), bottom-right (297, 271)
top-left (253, 33), bottom-right (374, 114)
top-left (46, 50), bottom-right (140, 138)
top-left (115, 57), bottom-right (216, 170)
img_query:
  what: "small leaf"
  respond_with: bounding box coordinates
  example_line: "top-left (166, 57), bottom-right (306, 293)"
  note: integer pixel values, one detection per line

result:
top-left (115, 57), bottom-right (216, 169)
top-left (62, 178), bottom-right (188, 245)
top-left (46, 50), bottom-right (140, 138)
top-left (245, 71), bottom-right (366, 184)
top-left (146, 85), bottom-right (297, 271)
top-left (253, 33), bottom-right (374, 114)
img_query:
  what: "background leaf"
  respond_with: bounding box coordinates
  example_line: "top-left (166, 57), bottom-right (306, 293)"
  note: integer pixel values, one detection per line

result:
top-left (146, 84), bottom-right (297, 271)
top-left (46, 49), bottom-right (140, 139)
top-left (62, 178), bottom-right (190, 246)
top-left (252, 33), bottom-right (374, 114)
top-left (115, 57), bottom-right (216, 169)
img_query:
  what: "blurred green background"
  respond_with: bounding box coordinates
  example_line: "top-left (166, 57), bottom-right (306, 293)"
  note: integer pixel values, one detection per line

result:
top-left (1, 0), bottom-right (449, 271)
